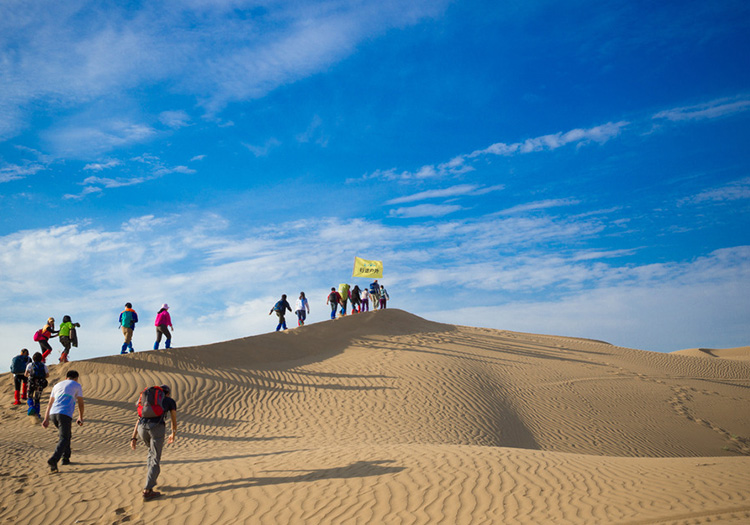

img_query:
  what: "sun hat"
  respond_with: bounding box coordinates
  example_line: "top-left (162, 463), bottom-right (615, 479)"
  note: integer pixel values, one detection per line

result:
top-left (162, 303), bottom-right (169, 309)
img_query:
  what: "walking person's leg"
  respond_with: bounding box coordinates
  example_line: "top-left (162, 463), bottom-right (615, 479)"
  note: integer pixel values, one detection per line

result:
top-left (154, 326), bottom-right (162, 350)
top-left (48, 413), bottom-right (72, 470)
top-left (139, 422), bottom-right (166, 498)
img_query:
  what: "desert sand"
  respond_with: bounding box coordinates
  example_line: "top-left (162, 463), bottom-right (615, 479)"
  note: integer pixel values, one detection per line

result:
top-left (2, 309), bottom-right (749, 524)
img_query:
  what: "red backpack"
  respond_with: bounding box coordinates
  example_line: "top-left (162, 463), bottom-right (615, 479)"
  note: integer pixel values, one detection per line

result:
top-left (137, 386), bottom-right (165, 418)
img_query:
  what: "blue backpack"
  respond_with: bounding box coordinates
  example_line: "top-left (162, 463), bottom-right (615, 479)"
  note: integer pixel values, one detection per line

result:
top-left (11, 355), bottom-right (30, 374)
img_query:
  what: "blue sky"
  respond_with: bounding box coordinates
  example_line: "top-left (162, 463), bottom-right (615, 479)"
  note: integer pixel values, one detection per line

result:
top-left (2, 0), bottom-right (749, 366)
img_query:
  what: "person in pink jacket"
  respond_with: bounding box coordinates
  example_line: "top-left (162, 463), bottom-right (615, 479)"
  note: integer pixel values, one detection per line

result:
top-left (153, 304), bottom-right (174, 350)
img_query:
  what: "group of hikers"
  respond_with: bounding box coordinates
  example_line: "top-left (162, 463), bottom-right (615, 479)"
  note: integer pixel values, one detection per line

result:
top-left (9, 356), bottom-right (177, 502)
top-left (269, 279), bottom-right (390, 330)
top-left (7, 282), bottom-right (388, 500)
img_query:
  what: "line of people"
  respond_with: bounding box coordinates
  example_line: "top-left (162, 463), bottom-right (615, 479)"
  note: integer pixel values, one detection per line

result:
top-left (326, 279), bottom-right (389, 320)
top-left (268, 280), bottom-right (391, 331)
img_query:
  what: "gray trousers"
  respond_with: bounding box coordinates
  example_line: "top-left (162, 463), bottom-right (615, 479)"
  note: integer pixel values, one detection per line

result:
top-left (138, 421), bottom-right (166, 490)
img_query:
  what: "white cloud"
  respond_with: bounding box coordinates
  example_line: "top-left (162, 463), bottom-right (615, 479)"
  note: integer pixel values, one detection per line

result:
top-left (389, 204), bottom-right (464, 218)
top-left (159, 110), bottom-right (192, 129)
top-left (190, 155), bottom-right (206, 162)
top-left (471, 121), bottom-right (629, 158)
top-left (426, 247), bottom-right (750, 352)
top-left (0, 162), bottom-right (46, 183)
top-left (243, 138), bottom-right (282, 157)
top-left (653, 97), bottom-right (750, 122)
top-left (386, 184), bottom-right (504, 205)
top-left (83, 160), bottom-right (121, 171)
top-left (496, 198), bottom-right (581, 215)
top-left (357, 121), bottom-right (627, 183)
top-left (44, 119), bottom-right (157, 158)
top-left (0, 1), bottom-right (449, 140)
top-left (0, 213), bottom-right (747, 366)
top-left (679, 177), bottom-right (750, 206)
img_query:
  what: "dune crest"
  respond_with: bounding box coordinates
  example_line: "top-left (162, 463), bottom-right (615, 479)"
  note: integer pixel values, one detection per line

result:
top-left (2, 309), bottom-right (749, 524)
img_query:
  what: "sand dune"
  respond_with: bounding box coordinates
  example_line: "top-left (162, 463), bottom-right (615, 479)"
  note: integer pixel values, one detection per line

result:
top-left (673, 346), bottom-right (750, 361)
top-left (2, 309), bottom-right (749, 524)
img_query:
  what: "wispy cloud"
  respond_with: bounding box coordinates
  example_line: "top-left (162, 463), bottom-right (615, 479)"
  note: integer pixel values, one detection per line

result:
top-left (358, 121), bottom-right (628, 183)
top-left (386, 184), bottom-right (504, 205)
top-left (1, 212), bottom-right (745, 364)
top-left (0, 1), bottom-right (449, 140)
top-left (159, 110), bottom-right (192, 129)
top-left (389, 204), bottom-right (463, 218)
top-left (679, 177), bottom-right (750, 206)
top-left (496, 198), bottom-right (581, 215)
top-left (83, 160), bottom-right (121, 171)
top-left (653, 97), bottom-right (750, 122)
top-left (0, 162), bottom-right (46, 183)
top-left (64, 155), bottom-right (195, 199)
top-left (44, 119), bottom-right (157, 158)
top-left (470, 121), bottom-right (629, 158)
top-left (243, 138), bottom-right (282, 157)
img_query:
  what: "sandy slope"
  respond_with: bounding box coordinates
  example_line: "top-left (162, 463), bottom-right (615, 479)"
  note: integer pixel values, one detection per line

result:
top-left (673, 346), bottom-right (750, 361)
top-left (1, 309), bottom-right (749, 524)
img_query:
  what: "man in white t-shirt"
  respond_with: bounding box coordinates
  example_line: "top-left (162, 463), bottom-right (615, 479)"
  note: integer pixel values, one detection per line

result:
top-left (42, 370), bottom-right (84, 473)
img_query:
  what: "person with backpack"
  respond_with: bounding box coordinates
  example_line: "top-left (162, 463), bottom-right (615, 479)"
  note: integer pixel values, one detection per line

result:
top-left (25, 351), bottom-right (49, 416)
top-left (350, 285), bottom-right (361, 313)
top-left (269, 294), bottom-right (292, 331)
top-left (57, 315), bottom-right (81, 363)
top-left (153, 304), bottom-right (173, 350)
top-left (42, 369), bottom-right (84, 472)
top-left (326, 287), bottom-right (341, 320)
top-left (338, 283), bottom-right (350, 316)
top-left (119, 302), bottom-right (139, 354)
top-left (34, 317), bottom-right (58, 362)
top-left (369, 280), bottom-right (380, 310)
top-left (379, 284), bottom-right (390, 309)
top-left (10, 348), bottom-right (32, 405)
top-left (295, 292), bottom-right (310, 327)
top-left (130, 384), bottom-right (177, 501)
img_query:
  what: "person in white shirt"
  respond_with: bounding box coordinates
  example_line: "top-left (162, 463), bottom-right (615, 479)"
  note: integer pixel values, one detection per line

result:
top-left (295, 292), bottom-right (311, 326)
top-left (42, 370), bottom-right (84, 472)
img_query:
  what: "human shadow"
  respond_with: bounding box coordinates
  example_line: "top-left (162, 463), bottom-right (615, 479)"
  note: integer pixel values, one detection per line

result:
top-left (164, 459), bottom-right (405, 498)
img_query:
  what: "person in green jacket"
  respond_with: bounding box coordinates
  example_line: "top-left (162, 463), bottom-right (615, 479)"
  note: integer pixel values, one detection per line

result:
top-left (58, 315), bottom-right (81, 363)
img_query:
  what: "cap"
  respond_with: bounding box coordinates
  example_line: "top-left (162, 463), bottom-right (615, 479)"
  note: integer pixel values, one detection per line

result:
top-left (160, 384), bottom-right (171, 394)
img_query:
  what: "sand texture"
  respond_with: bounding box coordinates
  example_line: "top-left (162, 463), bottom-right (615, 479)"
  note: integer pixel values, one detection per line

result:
top-left (2, 309), bottom-right (749, 524)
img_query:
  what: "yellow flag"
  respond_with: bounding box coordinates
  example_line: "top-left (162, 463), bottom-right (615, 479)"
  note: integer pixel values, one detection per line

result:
top-left (352, 257), bottom-right (383, 278)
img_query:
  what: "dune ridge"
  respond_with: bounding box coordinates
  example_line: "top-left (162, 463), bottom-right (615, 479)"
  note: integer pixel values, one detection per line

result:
top-left (2, 309), bottom-right (749, 524)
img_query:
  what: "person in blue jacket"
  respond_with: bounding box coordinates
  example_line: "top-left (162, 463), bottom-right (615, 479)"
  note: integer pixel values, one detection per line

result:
top-left (10, 348), bottom-right (32, 405)
top-left (119, 303), bottom-right (139, 354)
top-left (269, 294), bottom-right (292, 331)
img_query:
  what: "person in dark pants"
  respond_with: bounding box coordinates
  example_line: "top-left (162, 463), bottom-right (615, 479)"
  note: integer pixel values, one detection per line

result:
top-left (42, 370), bottom-right (84, 472)
top-left (10, 348), bottom-right (31, 405)
top-left (130, 385), bottom-right (177, 501)
top-left (326, 287), bottom-right (341, 320)
top-left (269, 294), bottom-right (292, 331)
top-left (25, 352), bottom-right (49, 416)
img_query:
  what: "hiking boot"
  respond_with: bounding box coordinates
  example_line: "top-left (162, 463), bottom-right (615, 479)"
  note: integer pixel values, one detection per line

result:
top-left (142, 489), bottom-right (162, 501)
top-left (62, 458), bottom-right (71, 465)
top-left (48, 459), bottom-right (58, 473)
